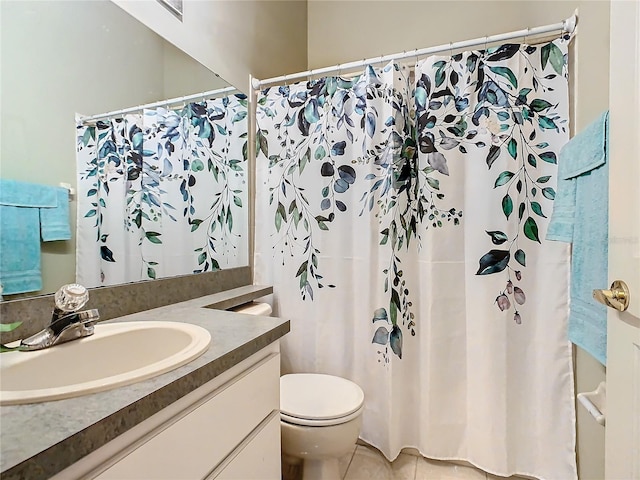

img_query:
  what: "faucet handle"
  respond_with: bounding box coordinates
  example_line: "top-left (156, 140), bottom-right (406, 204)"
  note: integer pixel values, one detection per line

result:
top-left (54, 284), bottom-right (89, 313)
top-left (76, 309), bottom-right (100, 325)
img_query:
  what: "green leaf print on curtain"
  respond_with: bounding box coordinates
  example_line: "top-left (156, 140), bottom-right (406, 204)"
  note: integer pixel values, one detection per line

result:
top-left (76, 94), bottom-right (249, 287)
top-left (256, 37), bottom-right (570, 360)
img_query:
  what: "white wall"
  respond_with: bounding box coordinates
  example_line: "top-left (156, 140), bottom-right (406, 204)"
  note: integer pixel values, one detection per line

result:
top-left (111, 0), bottom-right (308, 93)
top-left (308, 2), bottom-right (609, 478)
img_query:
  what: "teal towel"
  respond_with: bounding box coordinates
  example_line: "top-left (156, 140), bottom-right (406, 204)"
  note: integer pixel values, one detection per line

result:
top-left (0, 179), bottom-right (57, 208)
top-left (0, 205), bottom-right (43, 294)
top-left (40, 188), bottom-right (72, 241)
top-left (0, 180), bottom-right (71, 295)
top-left (546, 111), bottom-right (609, 365)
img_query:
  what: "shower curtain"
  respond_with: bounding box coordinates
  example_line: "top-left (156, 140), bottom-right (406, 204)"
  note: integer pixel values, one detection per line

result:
top-left (76, 95), bottom-right (248, 287)
top-left (255, 37), bottom-right (576, 479)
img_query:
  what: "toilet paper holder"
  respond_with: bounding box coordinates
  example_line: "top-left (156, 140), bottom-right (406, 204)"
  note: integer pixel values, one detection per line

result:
top-left (577, 381), bottom-right (606, 426)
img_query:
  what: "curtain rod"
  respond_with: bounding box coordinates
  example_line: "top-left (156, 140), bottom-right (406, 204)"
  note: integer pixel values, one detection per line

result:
top-left (252, 13), bottom-right (577, 90)
top-left (78, 85), bottom-right (239, 124)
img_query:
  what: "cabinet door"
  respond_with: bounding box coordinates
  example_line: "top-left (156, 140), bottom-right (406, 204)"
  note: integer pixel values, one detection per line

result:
top-left (95, 354), bottom-right (280, 480)
top-left (212, 411), bottom-right (281, 480)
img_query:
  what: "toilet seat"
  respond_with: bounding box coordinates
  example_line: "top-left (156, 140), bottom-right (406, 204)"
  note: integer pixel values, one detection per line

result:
top-left (280, 374), bottom-right (365, 427)
top-left (280, 405), bottom-right (364, 427)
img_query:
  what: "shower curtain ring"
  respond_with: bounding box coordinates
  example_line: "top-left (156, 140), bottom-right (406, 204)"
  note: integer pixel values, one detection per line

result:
top-left (337, 63), bottom-right (341, 78)
top-left (284, 74), bottom-right (288, 86)
top-left (308, 69), bottom-right (313, 82)
top-left (449, 42), bottom-right (453, 56)
top-left (524, 27), bottom-right (530, 44)
top-left (484, 36), bottom-right (489, 53)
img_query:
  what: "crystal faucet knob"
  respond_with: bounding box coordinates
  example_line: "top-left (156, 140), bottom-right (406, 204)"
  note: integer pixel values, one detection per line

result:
top-left (54, 284), bottom-right (89, 312)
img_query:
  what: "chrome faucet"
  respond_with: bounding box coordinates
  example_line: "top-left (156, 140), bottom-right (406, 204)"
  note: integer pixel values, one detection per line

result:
top-left (19, 284), bottom-right (99, 351)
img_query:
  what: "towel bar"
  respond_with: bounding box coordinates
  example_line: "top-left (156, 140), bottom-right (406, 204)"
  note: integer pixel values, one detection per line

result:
top-left (59, 183), bottom-right (76, 199)
top-left (577, 381), bottom-right (606, 426)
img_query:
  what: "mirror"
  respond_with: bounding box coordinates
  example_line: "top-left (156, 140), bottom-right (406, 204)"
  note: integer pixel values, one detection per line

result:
top-left (0, 0), bottom-right (248, 297)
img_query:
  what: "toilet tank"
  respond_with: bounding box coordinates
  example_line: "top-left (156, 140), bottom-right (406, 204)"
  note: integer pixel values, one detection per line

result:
top-left (229, 302), bottom-right (272, 316)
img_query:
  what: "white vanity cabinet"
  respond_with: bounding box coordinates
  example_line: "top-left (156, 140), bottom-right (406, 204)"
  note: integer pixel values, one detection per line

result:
top-left (56, 343), bottom-right (281, 480)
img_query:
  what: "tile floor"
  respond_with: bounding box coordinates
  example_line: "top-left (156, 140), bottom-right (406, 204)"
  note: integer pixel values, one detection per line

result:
top-left (336, 444), bottom-right (528, 480)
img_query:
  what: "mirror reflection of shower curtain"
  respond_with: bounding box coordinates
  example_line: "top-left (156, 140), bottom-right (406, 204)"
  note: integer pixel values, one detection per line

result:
top-left (76, 95), bottom-right (249, 287)
top-left (254, 37), bottom-right (576, 479)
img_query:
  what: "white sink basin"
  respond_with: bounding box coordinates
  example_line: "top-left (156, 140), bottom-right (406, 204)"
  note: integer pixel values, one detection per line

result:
top-left (0, 321), bottom-right (211, 405)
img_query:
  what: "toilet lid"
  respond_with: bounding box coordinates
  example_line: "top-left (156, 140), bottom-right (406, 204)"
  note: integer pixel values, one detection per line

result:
top-left (280, 374), bottom-right (364, 421)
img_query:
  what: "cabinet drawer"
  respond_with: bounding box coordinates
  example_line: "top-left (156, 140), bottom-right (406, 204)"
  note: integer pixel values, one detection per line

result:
top-left (95, 354), bottom-right (280, 480)
top-left (211, 411), bottom-right (281, 480)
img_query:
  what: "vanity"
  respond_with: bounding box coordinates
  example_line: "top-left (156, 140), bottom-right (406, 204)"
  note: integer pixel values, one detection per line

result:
top-left (0, 285), bottom-right (289, 480)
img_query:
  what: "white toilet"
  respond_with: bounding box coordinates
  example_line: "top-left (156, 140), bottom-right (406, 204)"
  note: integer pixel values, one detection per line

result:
top-left (231, 302), bottom-right (365, 480)
top-left (280, 373), bottom-right (365, 480)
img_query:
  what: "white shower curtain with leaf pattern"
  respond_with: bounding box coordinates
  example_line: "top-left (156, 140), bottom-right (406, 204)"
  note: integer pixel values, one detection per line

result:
top-left (76, 95), bottom-right (248, 287)
top-left (255, 37), bottom-right (575, 479)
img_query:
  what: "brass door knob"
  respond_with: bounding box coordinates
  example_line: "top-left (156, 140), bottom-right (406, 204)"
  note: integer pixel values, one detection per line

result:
top-left (593, 280), bottom-right (630, 312)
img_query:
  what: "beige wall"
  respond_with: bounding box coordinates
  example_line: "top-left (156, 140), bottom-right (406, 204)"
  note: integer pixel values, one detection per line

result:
top-left (308, 1), bottom-right (609, 479)
top-left (0, 0), bottom-right (307, 297)
top-left (112, 0), bottom-right (308, 93)
top-left (162, 41), bottom-right (230, 98)
top-left (0, 0), bottom-right (224, 296)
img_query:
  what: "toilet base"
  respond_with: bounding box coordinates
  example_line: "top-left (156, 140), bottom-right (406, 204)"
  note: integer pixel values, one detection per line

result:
top-left (282, 454), bottom-right (302, 480)
top-left (302, 458), bottom-right (340, 480)
top-left (282, 454), bottom-right (341, 480)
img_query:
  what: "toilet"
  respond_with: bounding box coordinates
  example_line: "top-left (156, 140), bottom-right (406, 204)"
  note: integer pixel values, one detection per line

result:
top-left (230, 302), bottom-right (365, 480)
top-left (280, 373), bottom-right (365, 480)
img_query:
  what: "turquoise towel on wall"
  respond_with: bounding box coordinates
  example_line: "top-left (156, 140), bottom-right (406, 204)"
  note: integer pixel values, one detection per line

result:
top-left (0, 179), bottom-right (57, 208)
top-left (0, 180), bottom-right (71, 295)
top-left (546, 111), bottom-right (609, 365)
top-left (40, 188), bottom-right (72, 241)
top-left (0, 205), bottom-right (43, 295)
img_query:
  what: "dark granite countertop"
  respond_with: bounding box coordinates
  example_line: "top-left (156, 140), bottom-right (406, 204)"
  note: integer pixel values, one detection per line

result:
top-left (0, 285), bottom-right (288, 480)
